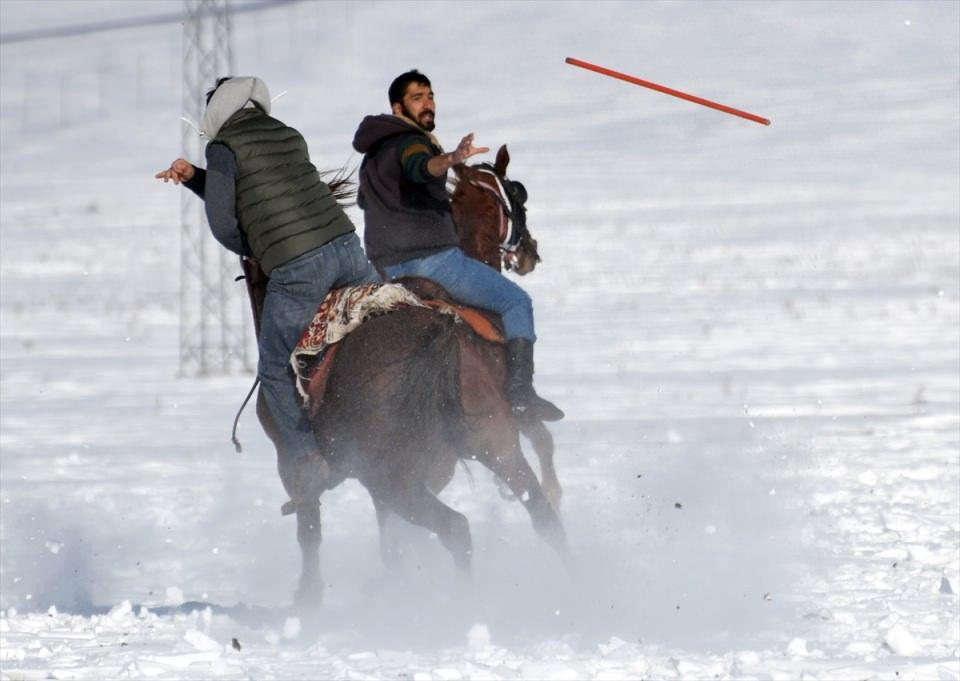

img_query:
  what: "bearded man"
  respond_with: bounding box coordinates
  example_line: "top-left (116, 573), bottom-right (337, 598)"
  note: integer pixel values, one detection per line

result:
top-left (352, 70), bottom-right (562, 422)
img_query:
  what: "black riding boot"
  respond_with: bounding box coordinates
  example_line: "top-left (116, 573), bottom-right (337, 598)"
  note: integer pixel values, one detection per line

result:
top-left (504, 338), bottom-right (564, 422)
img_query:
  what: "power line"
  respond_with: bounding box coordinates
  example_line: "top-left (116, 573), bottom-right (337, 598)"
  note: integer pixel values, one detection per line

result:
top-left (0, 0), bottom-right (301, 45)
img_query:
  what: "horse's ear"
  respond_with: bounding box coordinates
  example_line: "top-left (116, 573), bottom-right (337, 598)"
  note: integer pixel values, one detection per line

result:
top-left (494, 145), bottom-right (509, 176)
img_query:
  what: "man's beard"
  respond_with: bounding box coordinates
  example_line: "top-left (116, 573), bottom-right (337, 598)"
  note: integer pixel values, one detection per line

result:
top-left (401, 103), bottom-right (435, 131)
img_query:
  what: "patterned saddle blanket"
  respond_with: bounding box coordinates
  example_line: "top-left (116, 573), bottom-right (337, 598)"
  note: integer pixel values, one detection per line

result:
top-left (291, 282), bottom-right (504, 415)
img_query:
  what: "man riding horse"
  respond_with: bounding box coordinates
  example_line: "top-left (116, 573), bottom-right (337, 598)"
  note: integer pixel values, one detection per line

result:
top-left (155, 77), bottom-right (381, 505)
top-left (353, 70), bottom-right (563, 422)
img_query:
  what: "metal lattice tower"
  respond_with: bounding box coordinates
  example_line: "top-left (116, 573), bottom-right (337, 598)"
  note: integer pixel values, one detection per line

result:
top-left (179, 0), bottom-right (250, 375)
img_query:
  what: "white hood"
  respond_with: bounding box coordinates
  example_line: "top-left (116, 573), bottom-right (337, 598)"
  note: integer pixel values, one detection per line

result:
top-left (200, 76), bottom-right (272, 139)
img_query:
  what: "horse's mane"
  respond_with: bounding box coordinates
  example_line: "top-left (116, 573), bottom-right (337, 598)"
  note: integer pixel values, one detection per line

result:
top-left (321, 166), bottom-right (357, 205)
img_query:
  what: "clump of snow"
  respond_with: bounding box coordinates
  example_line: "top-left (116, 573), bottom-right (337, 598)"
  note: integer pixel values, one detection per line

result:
top-left (282, 617), bottom-right (301, 640)
top-left (184, 628), bottom-right (222, 652)
top-left (786, 637), bottom-right (809, 658)
top-left (883, 624), bottom-right (922, 656)
top-left (107, 600), bottom-right (132, 620)
top-left (164, 586), bottom-right (184, 606)
top-left (466, 623), bottom-right (491, 652)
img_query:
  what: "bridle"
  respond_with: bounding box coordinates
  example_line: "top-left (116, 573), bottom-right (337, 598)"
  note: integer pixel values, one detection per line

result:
top-left (466, 162), bottom-right (536, 271)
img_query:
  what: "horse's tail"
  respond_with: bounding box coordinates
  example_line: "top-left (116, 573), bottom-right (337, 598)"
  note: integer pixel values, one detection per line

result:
top-left (392, 312), bottom-right (466, 448)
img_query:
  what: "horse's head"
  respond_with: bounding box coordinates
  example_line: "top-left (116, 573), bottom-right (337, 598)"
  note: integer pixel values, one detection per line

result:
top-left (450, 145), bottom-right (541, 276)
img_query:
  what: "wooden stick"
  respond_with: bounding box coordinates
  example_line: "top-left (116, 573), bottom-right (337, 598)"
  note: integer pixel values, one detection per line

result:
top-left (566, 57), bottom-right (770, 126)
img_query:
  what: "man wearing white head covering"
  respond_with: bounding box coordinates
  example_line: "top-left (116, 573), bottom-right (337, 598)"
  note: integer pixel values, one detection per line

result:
top-left (156, 76), bottom-right (380, 504)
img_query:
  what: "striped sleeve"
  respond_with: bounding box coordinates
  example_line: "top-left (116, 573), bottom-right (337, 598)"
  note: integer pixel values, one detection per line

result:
top-left (398, 136), bottom-right (436, 184)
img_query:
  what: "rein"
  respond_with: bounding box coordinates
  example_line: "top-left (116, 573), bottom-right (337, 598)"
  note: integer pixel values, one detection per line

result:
top-left (467, 162), bottom-right (531, 270)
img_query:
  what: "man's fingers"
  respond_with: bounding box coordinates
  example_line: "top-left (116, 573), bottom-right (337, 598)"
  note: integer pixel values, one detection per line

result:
top-left (155, 168), bottom-right (184, 184)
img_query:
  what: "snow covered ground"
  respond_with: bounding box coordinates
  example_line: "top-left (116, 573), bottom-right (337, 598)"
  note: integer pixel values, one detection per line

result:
top-left (1, 1), bottom-right (958, 679)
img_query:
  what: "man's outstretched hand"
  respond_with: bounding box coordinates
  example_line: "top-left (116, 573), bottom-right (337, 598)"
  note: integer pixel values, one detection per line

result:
top-left (451, 133), bottom-right (490, 165)
top-left (154, 158), bottom-right (195, 185)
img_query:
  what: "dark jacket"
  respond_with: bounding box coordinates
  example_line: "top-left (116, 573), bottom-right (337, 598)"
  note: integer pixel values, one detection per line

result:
top-left (352, 114), bottom-right (459, 269)
top-left (214, 108), bottom-right (354, 274)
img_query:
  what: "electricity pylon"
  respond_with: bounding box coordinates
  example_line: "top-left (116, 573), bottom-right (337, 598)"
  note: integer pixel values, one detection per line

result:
top-left (179, 0), bottom-right (250, 375)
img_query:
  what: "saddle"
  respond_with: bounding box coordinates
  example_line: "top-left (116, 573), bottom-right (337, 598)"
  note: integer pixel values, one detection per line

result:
top-left (291, 277), bottom-right (505, 416)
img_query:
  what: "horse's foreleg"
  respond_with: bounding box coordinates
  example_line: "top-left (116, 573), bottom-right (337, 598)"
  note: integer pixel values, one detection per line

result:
top-left (293, 501), bottom-right (323, 607)
top-left (371, 494), bottom-right (403, 572)
top-left (520, 419), bottom-right (562, 511)
top-left (260, 389), bottom-right (323, 606)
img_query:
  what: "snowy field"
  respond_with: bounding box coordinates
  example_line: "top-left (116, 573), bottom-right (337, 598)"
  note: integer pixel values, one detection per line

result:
top-left (1, 1), bottom-right (958, 679)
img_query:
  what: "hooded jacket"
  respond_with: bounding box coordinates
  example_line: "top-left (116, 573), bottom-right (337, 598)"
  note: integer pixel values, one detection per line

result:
top-left (352, 114), bottom-right (459, 269)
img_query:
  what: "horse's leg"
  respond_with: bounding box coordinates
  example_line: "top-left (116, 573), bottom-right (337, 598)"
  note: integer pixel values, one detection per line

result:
top-left (382, 483), bottom-right (473, 575)
top-left (475, 427), bottom-right (568, 561)
top-left (293, 501), bottom-right (323, 606)
top-left (371, 494), bottom-right (403, 572)
top-left (425, 450), bottom-right (458, 496)
top-left (520, 419), bottom-right (562, 511)
top-left (458, 336), bottom-right (567, 558)
top-left (259, 390), bottom-right (323, 605)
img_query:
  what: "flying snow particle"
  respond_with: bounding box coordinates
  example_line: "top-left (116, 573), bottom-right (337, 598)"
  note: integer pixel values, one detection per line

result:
top-left (905, 19), bottom-right (912, 26)
top-left (44, 541), bottom-right (63, 555)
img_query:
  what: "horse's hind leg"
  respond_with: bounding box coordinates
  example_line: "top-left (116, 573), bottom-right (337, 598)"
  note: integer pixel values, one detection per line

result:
top-left (381, 484), bottom-right (473, 575)
top-left (520, 419), bottom-right (562, 511)
top-left (476, 434), bottom-right (568, 560)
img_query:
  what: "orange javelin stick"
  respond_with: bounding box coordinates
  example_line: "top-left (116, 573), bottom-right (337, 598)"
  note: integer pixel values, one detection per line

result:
top-left (566, 57), bottom-right (770, 126)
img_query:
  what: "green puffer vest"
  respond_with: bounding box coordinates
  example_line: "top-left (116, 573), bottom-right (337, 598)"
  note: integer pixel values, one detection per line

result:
top-left (213, 108), bottom-right (354, 274)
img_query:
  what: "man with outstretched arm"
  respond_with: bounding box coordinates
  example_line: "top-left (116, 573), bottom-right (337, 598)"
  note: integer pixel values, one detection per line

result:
top-left (352, 69), bottom-right (562, 421)
top-left (156, 76), bottom-right (380, 504)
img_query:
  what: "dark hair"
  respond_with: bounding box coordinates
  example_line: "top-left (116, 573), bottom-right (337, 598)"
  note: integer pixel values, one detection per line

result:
top-left (388, 70), bottom-right (431, 106)
top-left (205, 76), bottom-right (233, 105)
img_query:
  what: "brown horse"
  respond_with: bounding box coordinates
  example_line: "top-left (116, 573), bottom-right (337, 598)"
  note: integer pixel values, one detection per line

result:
top-left (244, 145), bottom-right (566, 604)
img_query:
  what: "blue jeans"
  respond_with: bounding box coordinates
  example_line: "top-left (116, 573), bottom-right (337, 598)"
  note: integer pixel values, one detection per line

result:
top-left (383, 247), bottom-right (535, 341)
top-left (258, 232), bottom-right (380, 462)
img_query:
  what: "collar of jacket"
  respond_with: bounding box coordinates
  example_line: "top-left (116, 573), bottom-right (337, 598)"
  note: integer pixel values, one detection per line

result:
top-left (392, 114), bottom-right (443, 152)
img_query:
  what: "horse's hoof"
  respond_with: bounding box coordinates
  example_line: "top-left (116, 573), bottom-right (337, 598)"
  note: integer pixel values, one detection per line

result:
top-left (543, 484), bottom-right (563, 512)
